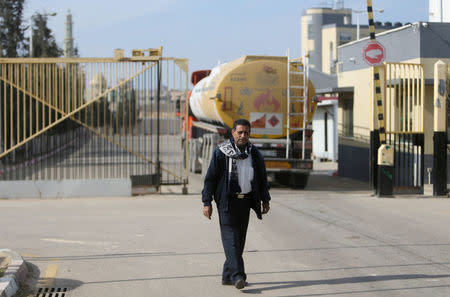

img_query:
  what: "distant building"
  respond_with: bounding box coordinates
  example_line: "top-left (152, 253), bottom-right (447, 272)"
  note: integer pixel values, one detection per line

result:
top-left (301, 7), bottom-right (394, 73)
top-left (429, 0), bottom-right (450, 22)
top-left (301, 7), bottom-right (351, 71)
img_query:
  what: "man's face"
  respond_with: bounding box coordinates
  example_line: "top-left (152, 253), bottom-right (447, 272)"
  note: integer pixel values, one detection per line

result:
top-left (232, 124), bottom-right (250, 148)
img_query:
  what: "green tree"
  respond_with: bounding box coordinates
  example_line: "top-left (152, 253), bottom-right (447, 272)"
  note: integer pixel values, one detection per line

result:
top-left (30, 13), bottom-right (62, 57)
top-left (0, 0), bottom-right (27, 57)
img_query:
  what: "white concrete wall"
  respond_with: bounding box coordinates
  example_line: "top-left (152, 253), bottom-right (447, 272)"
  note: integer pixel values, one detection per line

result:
top-left (0, 179), bottom-right (131, 198)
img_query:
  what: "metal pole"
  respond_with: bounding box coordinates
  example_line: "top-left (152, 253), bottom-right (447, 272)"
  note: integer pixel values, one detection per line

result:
top-left (286, 49), bottom-right (290, 159)
top-left (357, 13), bottom-right (360, 40)
top-left (302, 56), bottom-right (308, 160)
top-left (183, 59), bottom-right (189, 194)
top-left (156, 59), bottom-right (161, 189)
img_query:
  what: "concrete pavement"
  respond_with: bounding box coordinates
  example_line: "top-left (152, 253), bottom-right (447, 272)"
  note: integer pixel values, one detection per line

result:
top-left (2, 161), bottom-right (450, 296)
top-left (0, 161), bottom-right (367, 297)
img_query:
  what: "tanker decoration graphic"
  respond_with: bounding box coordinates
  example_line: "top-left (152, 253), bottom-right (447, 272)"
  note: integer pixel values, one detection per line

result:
top-left (250, 112), bottom-right (283, 135)
top-left (263, 65), bottom-right (277, 74)
top-left (256, 65), bottom-right (279, 86)
top-left (254, 89), bottom-right (280, 112)
top-left (237, 102), bottom-right (244, 116)
top-left (240, 87), bottom-right (253, 96)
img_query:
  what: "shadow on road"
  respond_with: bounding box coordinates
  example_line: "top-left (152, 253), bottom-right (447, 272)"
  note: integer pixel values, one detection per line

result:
top-left (305, 175), bottom-right (370, 192)
top-left (243, 274), bottom-right (450, 295)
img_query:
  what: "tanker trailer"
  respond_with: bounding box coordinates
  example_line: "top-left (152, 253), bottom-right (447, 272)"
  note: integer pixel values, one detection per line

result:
top-left (187, 55), bottom-right (317, 188)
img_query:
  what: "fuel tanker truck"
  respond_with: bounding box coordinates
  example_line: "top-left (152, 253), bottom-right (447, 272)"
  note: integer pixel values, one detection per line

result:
top-left (186, 55), bottom-right (317, 188)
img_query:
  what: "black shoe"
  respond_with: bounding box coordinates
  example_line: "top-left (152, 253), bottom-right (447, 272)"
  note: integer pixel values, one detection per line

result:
top-left (234, 278), bottom-right (246, 289)
top-left (222, 280), bottom-right (232, 286)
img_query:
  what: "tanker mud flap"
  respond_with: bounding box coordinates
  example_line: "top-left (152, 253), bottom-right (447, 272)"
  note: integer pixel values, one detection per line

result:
top-left (264, 158), bottom-right (312, 189)
top-left (266, 169), bottom-right (310, 189)
top-left (276, 172), bottom-right (309, 189)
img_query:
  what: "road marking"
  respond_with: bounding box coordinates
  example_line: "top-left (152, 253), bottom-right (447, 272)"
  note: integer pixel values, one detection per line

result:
top-left (39, 263), bottom-right (58, 288)
top-left (41, 238), bottom-right (113, 246)
top-left (41, 238), bottom-right (89, 245)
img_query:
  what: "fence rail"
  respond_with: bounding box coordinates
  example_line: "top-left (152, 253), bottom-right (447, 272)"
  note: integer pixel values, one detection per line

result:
top-left (385, 62), bottom-right (425, 134)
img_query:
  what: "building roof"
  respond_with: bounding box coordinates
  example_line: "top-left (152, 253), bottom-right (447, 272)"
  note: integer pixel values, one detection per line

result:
top-left (308, 68), bottom-right (352, 95)
top-left (338, 22), bottom-right (450, 73)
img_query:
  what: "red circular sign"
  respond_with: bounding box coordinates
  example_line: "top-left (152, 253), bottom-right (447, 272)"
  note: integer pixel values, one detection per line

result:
top-left (363, 41), bottom-right (385, 66)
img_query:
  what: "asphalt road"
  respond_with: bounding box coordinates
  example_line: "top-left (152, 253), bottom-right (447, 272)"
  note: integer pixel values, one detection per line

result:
top-left (1, 172), bottom-right (450, 297)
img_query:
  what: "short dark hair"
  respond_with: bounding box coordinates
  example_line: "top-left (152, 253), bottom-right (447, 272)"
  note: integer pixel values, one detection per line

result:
top-left (232, 118), bottom-right (251, 130)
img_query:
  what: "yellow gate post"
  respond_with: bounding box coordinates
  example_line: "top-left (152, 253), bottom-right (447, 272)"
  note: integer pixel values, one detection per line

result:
top-left (433, 60), bottom-right (448, 196)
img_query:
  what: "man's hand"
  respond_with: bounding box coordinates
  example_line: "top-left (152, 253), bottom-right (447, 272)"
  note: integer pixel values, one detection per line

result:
top-left (203, 205), bottom-right (213, 219)
top-left (262, 202), bottom-right (270, 214)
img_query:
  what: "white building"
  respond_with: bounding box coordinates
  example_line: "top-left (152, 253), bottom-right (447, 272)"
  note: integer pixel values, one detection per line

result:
top-left (429, 0), bottom-right (450, 22)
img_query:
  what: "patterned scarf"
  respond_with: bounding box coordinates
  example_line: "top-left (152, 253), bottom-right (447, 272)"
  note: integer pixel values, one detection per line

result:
top-left (218, 138), bottom-right (252, 197)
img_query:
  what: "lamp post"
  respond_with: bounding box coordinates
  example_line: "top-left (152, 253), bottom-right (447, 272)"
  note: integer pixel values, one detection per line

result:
top-left (354, 9), bottom-right (384, 40)
top-left (30, 12), bottom-right (57, 57)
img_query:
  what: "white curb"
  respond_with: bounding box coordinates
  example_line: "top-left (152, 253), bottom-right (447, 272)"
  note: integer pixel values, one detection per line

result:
top-left (0, 249), bottom-right (28, 297)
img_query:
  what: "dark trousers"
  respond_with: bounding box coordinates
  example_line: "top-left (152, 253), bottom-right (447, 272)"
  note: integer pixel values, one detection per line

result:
top-left (218, 196), bottom-right (251, 283)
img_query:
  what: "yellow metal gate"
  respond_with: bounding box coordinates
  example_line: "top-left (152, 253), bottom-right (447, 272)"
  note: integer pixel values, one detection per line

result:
top-left (384, 62), bottom-right (425, 194)
top-left (0, 50), bottom-right (189, 193)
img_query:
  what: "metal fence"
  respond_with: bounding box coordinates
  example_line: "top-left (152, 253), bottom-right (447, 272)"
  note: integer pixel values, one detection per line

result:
top-left (0, 54), bottom-right (189, 192)
top-left (383, 62), bottom-right (425, 194)
top-left (385, 62), bottom-right (425, 134)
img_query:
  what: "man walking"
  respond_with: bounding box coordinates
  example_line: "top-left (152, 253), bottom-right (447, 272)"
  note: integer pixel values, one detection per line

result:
top-left (202, 118), bottom-right (271, 290)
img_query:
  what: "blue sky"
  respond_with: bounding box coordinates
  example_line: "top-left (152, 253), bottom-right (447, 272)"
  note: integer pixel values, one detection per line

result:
top-left (25, 0), bottom-right (428, 72)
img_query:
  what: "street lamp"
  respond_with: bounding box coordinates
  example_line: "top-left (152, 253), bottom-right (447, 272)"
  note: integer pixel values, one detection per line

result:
top-left (30, 12), bottom-right (57, 57)
top-left (353, 9), bottom-right (384, 40)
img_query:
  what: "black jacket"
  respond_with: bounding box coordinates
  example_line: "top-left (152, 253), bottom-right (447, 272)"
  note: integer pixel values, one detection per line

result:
top-left (202, 144), bottom-right (271, 219)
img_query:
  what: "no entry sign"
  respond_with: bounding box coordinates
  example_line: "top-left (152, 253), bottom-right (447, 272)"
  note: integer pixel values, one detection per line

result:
top-left (363, 41), bottom-right (385, 66)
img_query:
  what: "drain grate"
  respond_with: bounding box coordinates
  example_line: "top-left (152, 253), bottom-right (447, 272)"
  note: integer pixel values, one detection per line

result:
top-left (35, 287), bottom-right (68, 297)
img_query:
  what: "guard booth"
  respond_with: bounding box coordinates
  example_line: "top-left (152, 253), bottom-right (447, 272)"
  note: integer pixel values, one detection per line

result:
top-left (0, 48), bottom-right (190, 197)
top-left (379, 62), bottom-right (425, 194)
